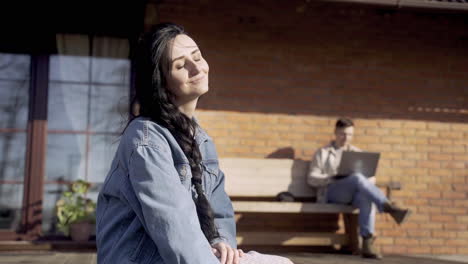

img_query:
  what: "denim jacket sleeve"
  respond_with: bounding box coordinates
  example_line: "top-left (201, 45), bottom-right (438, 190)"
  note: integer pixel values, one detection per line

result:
top-left (209, 169), bottom-right (237, 249)
top-left (128, 143), bottom-right (220, 264)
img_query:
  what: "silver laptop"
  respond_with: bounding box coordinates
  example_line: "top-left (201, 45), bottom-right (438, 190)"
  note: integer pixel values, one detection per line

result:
top-left (337, 151), bottom-right (380, 177)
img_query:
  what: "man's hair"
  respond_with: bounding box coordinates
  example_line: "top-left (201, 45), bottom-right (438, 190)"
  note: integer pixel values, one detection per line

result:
top-left (335, 117), bottom-right (354, 129)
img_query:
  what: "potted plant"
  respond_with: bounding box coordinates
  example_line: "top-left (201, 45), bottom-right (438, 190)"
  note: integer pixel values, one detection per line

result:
top-left (56, 179), bottom-right (96, 241)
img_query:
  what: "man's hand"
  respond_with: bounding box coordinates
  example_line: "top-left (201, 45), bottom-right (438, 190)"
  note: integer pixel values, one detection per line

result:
top-left (212, 242), bottom-right (245, 264)
top-left (368, 176), bottom-right (376, 185)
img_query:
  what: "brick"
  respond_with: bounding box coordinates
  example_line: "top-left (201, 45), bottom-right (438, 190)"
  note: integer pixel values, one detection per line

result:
top-left (417, 161), bottom-right (440, 169)
top-left (239, 139), bottom-right (266, 147)
top-left (432, 247), bottom-right (457, 254)
top-left (391, 128), bottom-right (416, 136)
top-left (354, 119), bottom-right (379, 127)
top-left (429, 153), bottom-right (453, 161)
top-left (429, 138), bottom-right (453, 145)
top-left (428, 122), bottom-right (451, 130)
top-left (429, 168), bottom-right (452, 176)
top-left (381, 245), bottom-right (408, 254)
top-left (381, 137), bottom-right (405, 144)
top-left (416, 175), bottom-right (440, 183)
top-left (403, 152), bottom-right (427, 160)
top-left (442, 207), bottom-right (467, 215)
top-left (454, 199), bottom-right (468, 207)
top-left (393, 145), bottom-right (417, 152)
top-left (405, 137), bottom-right (428, 145)
top-left (457, 231), bottom-right (468, 238)
top-left (442, 145), bottom-right (466, 153)
top-left (379, 120), bottom-right (402, 128)
top-left (442, 191), bottom-right (466, 199)
top-left (407, 247), bottom-right (431, 254)
top-left (421, 238), bottom-right (444, 246)
top-left (365, 128), bottom-right (391, 136)
top-left (431, 214), bottom-right (455, 223)
top-left (419, 222), bottom-right (443, 229)
top-left (441, 161), bottom-right (466, 169)
top-left (375, 237), bottom-right (394, 245)
top-left (457, 247), bottom-right (468, 254)
top-left (382, 151), bottom-right (403, 159)
top-left (405, 198), bottom-right (428, 206)
top-left (415, 130), bottom-right (438, 137)
top-left (439, 131), bottom-right (464, 139)
top-left (279, 133), bottom-right (304, 140)
top-left (354, 135), bottom-right (380, 144)
top-left (444, 223), bottom-right (468, 230)
top-left (394, 238), bottom-right (420, 246)
top-left (451, 123), bottom-right (468, 131)
top-left (418, 206), bottom-right (442, 214)
top-left (402, 121), bottom-right (426, 129)
top-left (418, 191), bottom-right (441, 199)
top-left (408, 214), bottom-right (430, 222)
top-left (416, 145), bottom-right (441, 152)
top-left (454, 185), bottom-right (468, 192)
top-left (430, 199), bottom-right (453, 206)
top-left (432, 230), bottom-right (457, 238)
top-left (381, 229), bottom-right (407, 237)
top-left (452, 153), bottom-right (468, 161)
top-left (366, 143), bottom-right (393, 152)
top-left (392, 160), bottom-right (416, 168)
top-left (447, 239), bottom-right (467, 246)
top-left (301, 117), bottom-right (331, 126)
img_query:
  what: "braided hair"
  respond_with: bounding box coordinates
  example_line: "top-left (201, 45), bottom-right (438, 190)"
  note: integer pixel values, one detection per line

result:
top-left (133, 23), bottom-right (219, 243)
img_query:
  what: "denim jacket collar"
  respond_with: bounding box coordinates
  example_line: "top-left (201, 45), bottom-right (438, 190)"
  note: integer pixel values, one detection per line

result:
top-left (193, 117), bottom-right (210, 146)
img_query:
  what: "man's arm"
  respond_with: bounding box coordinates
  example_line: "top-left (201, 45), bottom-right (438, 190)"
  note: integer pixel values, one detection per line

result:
top-left (307, 150), bottom-right (332, 187)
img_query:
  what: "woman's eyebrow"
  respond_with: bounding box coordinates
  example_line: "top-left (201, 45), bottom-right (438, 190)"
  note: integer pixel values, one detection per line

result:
top-left (172, 49), bottom-right (200, 63)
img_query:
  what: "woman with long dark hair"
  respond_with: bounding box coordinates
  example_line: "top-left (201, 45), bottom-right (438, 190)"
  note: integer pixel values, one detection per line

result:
top-left (96, 23), bottom-right (293, 264)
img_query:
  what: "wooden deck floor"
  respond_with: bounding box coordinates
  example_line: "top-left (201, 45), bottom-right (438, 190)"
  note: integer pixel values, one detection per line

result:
top-left (0, 252), bottom-right (466, 264)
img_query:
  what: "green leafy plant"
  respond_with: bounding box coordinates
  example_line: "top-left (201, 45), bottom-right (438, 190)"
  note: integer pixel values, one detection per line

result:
top-left (56, 180), bottom-right (96, 236)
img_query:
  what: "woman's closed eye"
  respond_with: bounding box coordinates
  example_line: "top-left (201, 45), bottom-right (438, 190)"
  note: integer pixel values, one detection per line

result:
top-left (175, 62), bottom-right (185, 70)
top-left (193, 52), bottom-right (202, 61)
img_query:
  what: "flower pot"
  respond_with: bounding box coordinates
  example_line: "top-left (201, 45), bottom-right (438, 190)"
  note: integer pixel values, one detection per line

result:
top-left (69, 221), bottom-right (92, 242)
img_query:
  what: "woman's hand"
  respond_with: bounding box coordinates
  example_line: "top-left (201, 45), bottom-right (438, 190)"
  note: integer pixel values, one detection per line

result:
top-left (212, 242), bottom-right (245, 264)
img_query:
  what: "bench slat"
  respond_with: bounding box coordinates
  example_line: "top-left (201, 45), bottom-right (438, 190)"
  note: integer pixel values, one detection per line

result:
top-left (232, 201), bottom-right (358, 214)
top-left (236, 232), bottom-right (349, 246)
top-left (220, 158), bottom-right (316, 197)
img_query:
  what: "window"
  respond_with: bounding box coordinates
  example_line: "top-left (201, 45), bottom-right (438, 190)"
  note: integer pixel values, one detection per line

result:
top-left (0, 53), bottom-right (30, 231)
top-left (43, 35), bottom-right (130, 234)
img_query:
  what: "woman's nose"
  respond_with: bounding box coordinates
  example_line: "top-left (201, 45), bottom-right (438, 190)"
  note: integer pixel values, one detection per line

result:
top-left (188, 60), bottom-right (201, 76)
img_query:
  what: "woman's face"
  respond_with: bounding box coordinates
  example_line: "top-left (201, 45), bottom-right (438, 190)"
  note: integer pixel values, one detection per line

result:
top-left (165, 34), bottom-right (209, 105)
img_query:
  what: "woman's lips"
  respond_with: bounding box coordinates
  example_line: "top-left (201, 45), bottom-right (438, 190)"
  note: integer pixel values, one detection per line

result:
top-left (189, 74), bottom-right (206, 84)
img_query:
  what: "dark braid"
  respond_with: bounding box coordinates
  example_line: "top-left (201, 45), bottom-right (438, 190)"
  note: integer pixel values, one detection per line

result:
top-left (133, 23), bottom-right (219, 242)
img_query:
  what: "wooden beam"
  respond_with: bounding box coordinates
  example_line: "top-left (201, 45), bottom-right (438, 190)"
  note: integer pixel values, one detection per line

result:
top-left (232, 201), bottom-right (358, 214)
top-left (236, 232), bottom-right (348, 246)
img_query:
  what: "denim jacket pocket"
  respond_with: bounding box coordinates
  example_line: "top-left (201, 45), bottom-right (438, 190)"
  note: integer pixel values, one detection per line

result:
top-left (175, 163), bottom-right (192, 190)
top-left (201, 160), bottom-right (219, 197)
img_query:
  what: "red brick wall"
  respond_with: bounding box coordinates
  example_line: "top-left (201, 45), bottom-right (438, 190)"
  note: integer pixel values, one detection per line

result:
top-left (149, 0), bottom-right (468, 255)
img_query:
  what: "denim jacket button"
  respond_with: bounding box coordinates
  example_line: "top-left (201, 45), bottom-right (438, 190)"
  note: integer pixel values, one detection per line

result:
top-left (180, 167), bottom-right (187, 176)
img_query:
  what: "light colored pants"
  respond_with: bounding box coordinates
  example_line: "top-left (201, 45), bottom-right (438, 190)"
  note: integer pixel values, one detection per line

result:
top-left (239, 251), bottom-right (294, 264)
top-left (326, 173), bottom-right (389, 237)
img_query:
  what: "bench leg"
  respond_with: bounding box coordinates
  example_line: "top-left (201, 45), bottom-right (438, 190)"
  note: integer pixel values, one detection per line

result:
top-left (343, 213), bottom-right (360, 255)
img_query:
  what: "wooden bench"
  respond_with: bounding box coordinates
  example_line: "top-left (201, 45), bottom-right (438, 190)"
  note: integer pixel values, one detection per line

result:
top-left (220, 157), bottom-right (400, 253)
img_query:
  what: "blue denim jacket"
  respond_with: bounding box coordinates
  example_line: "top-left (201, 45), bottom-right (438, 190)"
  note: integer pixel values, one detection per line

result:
top-left (96, 117), bottom-right (236, 264)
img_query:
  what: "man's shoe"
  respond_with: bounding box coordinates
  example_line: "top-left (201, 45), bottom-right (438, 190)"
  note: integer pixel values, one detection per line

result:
top-left (362, 235), bottom-right (382, 259)
top-left (383, 202), bottom-right (412, 225)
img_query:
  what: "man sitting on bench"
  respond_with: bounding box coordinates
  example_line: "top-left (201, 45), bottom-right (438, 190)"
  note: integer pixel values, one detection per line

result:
top-left (307, 117), bottom-right (411, 259)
